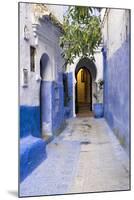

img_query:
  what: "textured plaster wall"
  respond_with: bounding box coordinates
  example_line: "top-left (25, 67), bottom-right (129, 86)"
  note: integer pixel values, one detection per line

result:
top-left (67, 72), bottom-right (73, 118)
top-left (64, 72), bottom-right (73, 119)
top-left (20, 3), bottom-right (65, 106)
top-left (102, 9), bottom-right (130, 153)
top-left (40, 79), bottom-right (65, 136)
top-left (52, 79), bottom-right (65, 133)
top-left (20, 106), bottom-right (41, 138)
top-left (20, 3), bottom-right (65, 137)
top-left (19, 3), bottom-right (66, 181)
top-left (94, 46), bottom-right (103, 82)
top-left (19, 3), bottom-right (40, 106)
top-left (102, 9), bottom-right (130, 59)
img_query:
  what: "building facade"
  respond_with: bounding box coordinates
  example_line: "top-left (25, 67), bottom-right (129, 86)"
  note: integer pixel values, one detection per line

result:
top-left (101, 8), bottom-right (130, 154)
top-left (19, 3), bottom-right (68, 181)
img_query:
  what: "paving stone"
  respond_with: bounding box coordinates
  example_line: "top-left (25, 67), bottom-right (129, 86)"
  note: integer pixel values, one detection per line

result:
top-left (20, 140), bottom-right (80, 197)
top-left (20, 117), bottom-right (130, 196)
top-left (69, 117), bottom-right (129, 193)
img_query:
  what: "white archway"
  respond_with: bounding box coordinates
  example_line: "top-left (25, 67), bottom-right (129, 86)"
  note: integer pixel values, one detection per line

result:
top-left (66, 47), bottom-right (103, 117)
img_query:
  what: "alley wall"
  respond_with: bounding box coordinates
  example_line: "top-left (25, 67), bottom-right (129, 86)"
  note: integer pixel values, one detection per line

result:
top-left (102, 9), bottom-right (130, 154)
top-left (19, 3), bottom-right (67, 138)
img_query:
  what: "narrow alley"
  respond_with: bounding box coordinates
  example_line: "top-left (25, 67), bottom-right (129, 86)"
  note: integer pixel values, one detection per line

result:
top-left (19, 3), bottom-right (130, 197)
top-left (20, 116), bottom-right (129, 196)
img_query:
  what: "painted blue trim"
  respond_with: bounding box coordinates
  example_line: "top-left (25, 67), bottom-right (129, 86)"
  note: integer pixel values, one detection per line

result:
top-left (20, 106), bottom-right (41, 138)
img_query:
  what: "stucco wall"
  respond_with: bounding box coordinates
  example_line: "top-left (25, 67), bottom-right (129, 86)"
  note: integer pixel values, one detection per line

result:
top-left (19, 3), bottom-right (40, 106)
top-left (102, 9), bottom-right (130, 153)
top-left (19, 3), bottom-right (65, 137)
top-left (19, 2), bottom-right (68, 181)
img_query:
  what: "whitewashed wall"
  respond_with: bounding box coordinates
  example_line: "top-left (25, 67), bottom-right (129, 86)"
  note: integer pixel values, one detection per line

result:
top-left (19, 3), bottom-right (65, 106)
top-left (101, 8), bottom-right (130, 153)
top-left (101, 8), bottom-right (130, 59)
top-left (19, 3), bottom-right (40, 106)
top-left (94, 46), bottom-right (103, 82)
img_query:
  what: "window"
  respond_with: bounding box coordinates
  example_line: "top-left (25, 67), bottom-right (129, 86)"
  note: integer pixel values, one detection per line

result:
top-left (30, 46), bottom-right (36, 72)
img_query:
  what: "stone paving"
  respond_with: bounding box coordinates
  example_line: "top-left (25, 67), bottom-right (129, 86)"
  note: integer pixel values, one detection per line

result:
top-left (20, 139), bottom-right (80, 197)
top-left (64, 117), bottom-right (129, 193)
top-left (20, 117), bottom-right (130, 196)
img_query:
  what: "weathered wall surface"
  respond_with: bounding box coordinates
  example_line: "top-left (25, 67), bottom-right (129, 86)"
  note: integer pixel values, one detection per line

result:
top-left (19, 3), bottom-right (41, 139)
top-left (19, 2), bottom-right (67, 181)
top-left (52, 80), bottom-right (65, 133)
top-left (102, 9), bottom-right (130, 153)
top-left (19, 3), bottom-right (66, 137)
top-left (94, 46), bottom-right (103, 82)
top-left (63, 72), bottom-right (73, 119)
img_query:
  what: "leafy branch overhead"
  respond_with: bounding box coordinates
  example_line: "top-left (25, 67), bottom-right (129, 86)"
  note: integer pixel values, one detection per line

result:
top-left (60, 6), bottom-right (102, 65)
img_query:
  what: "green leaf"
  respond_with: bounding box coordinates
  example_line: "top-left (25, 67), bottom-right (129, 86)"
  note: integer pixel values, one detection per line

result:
top-left (60, 6), bottom-right (102, 65)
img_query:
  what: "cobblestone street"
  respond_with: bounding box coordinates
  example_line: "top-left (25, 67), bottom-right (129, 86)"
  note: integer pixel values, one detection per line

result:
top-left (20, 117), bottom-right (129, 196)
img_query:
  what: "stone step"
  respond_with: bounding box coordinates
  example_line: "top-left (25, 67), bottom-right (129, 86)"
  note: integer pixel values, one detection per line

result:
top-left (20, 135), bottom-right (47, 182)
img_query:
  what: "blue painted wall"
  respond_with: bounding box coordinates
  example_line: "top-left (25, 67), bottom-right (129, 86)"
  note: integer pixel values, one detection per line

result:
top-left (20, 105), bottom-right (47, 182)
top-left (20, 135), bottom-right (47, 182)
top-left (40, 81), bottom-right (52, 125)
top-left (103, 40), bottom-right (130, 153)
top-left (64, 72), bottom-right (73, 119)
top-left (41, 72), bottom-right (73, 134)
top-left (52, 81), bottom-right (65, 134)
top-left (41, 75), bottom-right (65, 135)
top-left (20, 72), bottom-right (72, 181)
top-left (20, 106), bottom-right (41, 138)
top-left (67, 72), bottom-right (73, 118)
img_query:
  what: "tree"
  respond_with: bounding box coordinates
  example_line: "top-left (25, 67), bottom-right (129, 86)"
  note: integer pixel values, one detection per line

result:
top-left (60, 6), bottom-right (102, 66)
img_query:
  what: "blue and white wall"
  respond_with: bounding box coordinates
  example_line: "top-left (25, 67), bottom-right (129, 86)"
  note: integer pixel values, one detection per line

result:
top-left (101, 9), bottom-right (130, 153)
top-left (20, 3), bottom-right (67, 138)
top-left (19, 3), bottom-right (68, 181)
top-left (20, 3), bottom-right (41, 138)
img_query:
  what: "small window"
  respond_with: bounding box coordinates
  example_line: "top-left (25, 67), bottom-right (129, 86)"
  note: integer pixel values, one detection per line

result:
top-left (30, 46), bottom-right (36, 72)
top-left (22, 68), bottom-right (28, 87)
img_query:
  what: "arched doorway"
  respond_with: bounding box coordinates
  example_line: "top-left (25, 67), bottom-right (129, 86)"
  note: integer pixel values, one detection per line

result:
top-left (40, 53), bottom-right (51, 138)
top-left (75, 68), bottom-right (92, 116)
top-left (40, 53), bottom-right (50, 80)
top-left (75, 57), bottom-right (97, 117)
